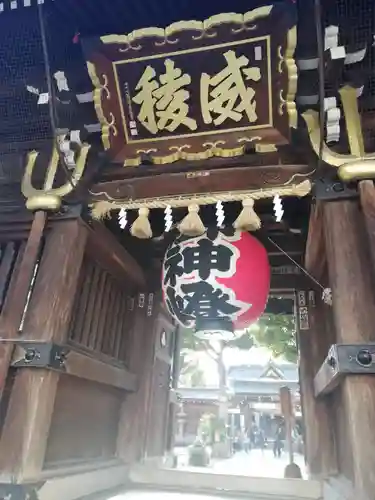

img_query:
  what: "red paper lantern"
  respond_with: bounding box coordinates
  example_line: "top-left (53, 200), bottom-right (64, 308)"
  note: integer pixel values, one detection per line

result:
top-left (162, 228), bottom-right (270, 339)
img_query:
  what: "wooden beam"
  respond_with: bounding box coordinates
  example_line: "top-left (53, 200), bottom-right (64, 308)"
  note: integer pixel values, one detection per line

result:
top-left (270, 273), bottom-right (309, 290)
top-left (98, 147), bottom-right (309, 180)
top-left (323, 199), bottom-right (375, 497)
top-left (9, 343), bottom-right (137, 392)
top-left (38, 462), bottom-right (129, 500)
top-left (91, 164), bottom-right (312, 202)
top-left (85, 220), bottom-right (146, 289)
top-left (63, 348), bottom-right (137, 392)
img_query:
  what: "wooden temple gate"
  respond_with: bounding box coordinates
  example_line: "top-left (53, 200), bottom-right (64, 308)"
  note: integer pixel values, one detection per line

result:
top-left (0, 0), bottom-right (374, 499)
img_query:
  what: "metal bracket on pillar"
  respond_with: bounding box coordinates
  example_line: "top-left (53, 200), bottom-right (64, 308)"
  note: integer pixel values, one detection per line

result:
top-left (314, 343), bottom-right (375, 397)
top-left (313, 171), bottom-right (358, 201)
top-left (0, 483), bottom-right (39, 500)
top-left (9, 341), bottom-right (69, 371)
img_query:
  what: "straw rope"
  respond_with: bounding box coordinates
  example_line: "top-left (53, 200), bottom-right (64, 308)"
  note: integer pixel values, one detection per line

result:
top-left (91, 180), bottom-right (312, 219)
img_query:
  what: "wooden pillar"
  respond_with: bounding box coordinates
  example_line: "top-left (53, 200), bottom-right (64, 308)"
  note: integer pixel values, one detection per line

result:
top-left (0, 219), bottom-right (88, 482)
top-left (300, 203), bottom-right (337, 478)
top-left (0, 212), bottom-right (46, 400)
top-left (323, 199), bottom-right (375, 498)
top-left (116, 293), bottom-right (156, 463)
top-left (298, 293), bottom-right (337, 478)
top-left (359, 180), bottom-right (375, 278)
top-left (165, 326), bottom-right (181, 453)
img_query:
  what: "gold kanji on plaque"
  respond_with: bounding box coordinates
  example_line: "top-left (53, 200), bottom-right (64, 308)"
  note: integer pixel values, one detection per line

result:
top-left (133, 58), bottom-right (198, 134)
top-left (200, 50), bottom-right (261, 126)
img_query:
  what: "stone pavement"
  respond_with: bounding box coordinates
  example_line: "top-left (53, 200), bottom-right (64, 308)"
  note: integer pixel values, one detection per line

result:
top-left (177, 449), bottom-right (306, 478)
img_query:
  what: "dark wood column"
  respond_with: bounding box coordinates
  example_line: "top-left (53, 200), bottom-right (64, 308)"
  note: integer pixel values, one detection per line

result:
top-left (323, 199), bottom-right (375, 498)
top-left (0, 219), bottom-right (88, 482)
top-left (300, 203), bottom-right (337, 478)
top-left (359, 180), bottom-right (375, 278)
top-left (297, 292), bottom-right (337, 478)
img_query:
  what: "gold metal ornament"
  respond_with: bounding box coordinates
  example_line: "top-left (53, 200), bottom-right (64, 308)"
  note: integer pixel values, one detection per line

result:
top-left (22, 143), bottom-right (91, 212)
top-left (302, 86), bottom-right (375, 182)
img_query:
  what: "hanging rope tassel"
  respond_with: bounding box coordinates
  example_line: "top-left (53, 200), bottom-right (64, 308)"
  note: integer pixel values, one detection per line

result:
top-left (233, 198), bottom-right (261, 231)
top-left (131, 207), bottom-right (152, 239)
top-left (178, 204), bottom-right (205, 237)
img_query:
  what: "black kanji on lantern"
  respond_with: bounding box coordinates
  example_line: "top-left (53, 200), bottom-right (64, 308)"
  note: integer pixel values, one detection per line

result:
top-left (182, 239), bottom-right (233, 281)
top-left (181, 281), bottom-right (240, 318)
top-left (165, 286), bottom-right (193, 325)
top-left (163, 244), bottom-right (184, 287)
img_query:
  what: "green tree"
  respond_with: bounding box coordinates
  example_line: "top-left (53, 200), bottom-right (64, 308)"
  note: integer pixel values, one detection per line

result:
top-left (179, 359), bottom-right (206, 387)
top-left (249, 313), bottom-right (297, 362)
top-left (179, 327), bottom-right (254, 388)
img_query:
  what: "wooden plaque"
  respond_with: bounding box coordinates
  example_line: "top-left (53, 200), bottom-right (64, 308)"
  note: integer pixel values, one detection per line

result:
top-left (83, 3), bottom-right (297, 166)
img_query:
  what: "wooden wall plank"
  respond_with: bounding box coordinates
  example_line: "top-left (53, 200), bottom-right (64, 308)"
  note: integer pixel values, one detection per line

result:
top-left (108, 288), bottom-right (122, 357)
top-left (94, 273), bottom-right (111, 353)
top-left (71, 259), bottom-right (94, 345)
top-left (88, 269), bottom-right (107, 350)
top-left (44, 375), bottom-right (122, 466)
top-left (113, 293), bottom-right (128, 361)
top-left (80, 265), bottom-right (101, 348)
top-left (119, 299), bottom-right (135, 364)
top-left (101, 279), bottom-right (117, 356)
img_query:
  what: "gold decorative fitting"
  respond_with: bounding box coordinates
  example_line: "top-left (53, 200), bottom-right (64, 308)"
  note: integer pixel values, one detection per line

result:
top-left (277, 27), bottom-right (298, 129)
top-left (302, 85), bottom-right (375, 181)
top-left (87, 63), bottom-right (117, 151)
top-left (22, 144), bottom-right (91, 212)
top-left (255, 143), bottom-right (277, 153)
top-left (125, 139), bottom-right (262, 167)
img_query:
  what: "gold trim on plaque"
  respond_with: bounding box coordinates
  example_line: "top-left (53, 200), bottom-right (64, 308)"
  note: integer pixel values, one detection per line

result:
top-left (87, 62), bottom-right (117, 151)
top-left (277, 26), bottom-right (298, 129)
top-left (100, 6), bottom-right (273, 48)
